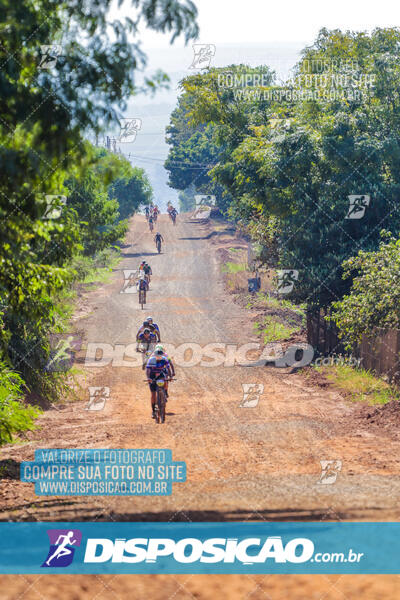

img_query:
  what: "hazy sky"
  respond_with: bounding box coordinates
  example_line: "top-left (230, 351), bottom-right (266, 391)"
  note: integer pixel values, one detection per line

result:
top-left (137, 0), bottom-right (399, 47)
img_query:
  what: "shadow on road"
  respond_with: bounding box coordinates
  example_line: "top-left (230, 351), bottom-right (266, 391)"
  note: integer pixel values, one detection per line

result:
top-left (0, 497), bottom-right (377, 522)
top-left (0, 459), bottom-right (20, 480)
top-left (179, 230), bottom-right (235, 241)
top-left (120, 251), bottom-right (159, 259)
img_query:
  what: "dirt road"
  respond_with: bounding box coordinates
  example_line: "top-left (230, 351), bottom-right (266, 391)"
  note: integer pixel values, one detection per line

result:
top-left (1, 214), bottom-right (400, 598)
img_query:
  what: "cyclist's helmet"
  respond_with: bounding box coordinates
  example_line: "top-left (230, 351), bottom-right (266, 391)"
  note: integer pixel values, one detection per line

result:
top-left (143, 320), bottom-right (150, 327)
top-left (155, 349), bottom-right (164, 359)
top-left (143, 328), bottom-right (151, 334)
top-left (146, 316), bottom-right (153, 322)
top-left (155, 344), bottom-right (164, 352)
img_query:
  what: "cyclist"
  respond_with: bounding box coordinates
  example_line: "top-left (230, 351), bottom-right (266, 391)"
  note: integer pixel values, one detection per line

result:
top-left (138, 260), bottom-right (146, 271)
top-left (136, 319), bottom-right (160, 342)
top-left (145, 206), bottom-right (150, 220)
top-left (136, 328), bottom-right (157, 369)
top-left (154, 232), bottom-right (164, 252)
top-left (137, 276), bottom-right (149, 296)
top-left (146, 316), bottom-right (160, 340)
top-left (143, 262), bottom-right (152, 283)
top-left (148, 214), bottom-right (154, 232)
top-left (151, 344), bottom-right (175, 379)
top-left (146, 349), bottom-right (174, 418)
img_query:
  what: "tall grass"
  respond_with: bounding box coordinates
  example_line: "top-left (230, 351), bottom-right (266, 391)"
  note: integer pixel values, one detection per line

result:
top-left (0, 362), bottom-right (41, 444)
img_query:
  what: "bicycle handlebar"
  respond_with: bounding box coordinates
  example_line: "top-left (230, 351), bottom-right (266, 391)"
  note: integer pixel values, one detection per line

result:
top-left (143, 378), bottom-right (176, 382)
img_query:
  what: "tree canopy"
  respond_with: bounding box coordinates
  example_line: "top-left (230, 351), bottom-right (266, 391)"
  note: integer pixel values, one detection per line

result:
top-left (165, 29), bottom-right (400, 309)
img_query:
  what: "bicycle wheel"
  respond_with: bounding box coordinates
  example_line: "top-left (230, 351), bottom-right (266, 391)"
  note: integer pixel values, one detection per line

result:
top-left (158, 389), bottom-right (166, 423)
top-left (155, 390), bottom-right (162, 424)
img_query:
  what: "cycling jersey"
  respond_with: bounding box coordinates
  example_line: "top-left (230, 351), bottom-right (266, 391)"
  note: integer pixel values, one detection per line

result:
top-left (138, 279), bottom-right (148, 291)
top-left (143, 265), bottom-right (152, 275)
top-left (146, 356), bottom-right (172, 378)
top-left (149, 322), bottom-right (160, 334)
top-left (138, 332), bottom-right (157, 344)
top-left (136, 323), bottom-right (159, 340)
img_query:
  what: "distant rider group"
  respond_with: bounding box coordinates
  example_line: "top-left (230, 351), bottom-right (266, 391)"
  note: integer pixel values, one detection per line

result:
top-left (136, 204), bottom-right (179, 419)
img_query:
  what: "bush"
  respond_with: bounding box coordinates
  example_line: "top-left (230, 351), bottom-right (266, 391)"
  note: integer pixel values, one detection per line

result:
top-left (0, 362), bottom-right (41, 445)
top-left (330, 233), bottom-right (400, 348)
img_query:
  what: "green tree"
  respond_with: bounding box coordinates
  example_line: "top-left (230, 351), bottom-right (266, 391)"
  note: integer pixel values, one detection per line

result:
top-left (109, 167), bottom-right (153, 220)
top-left (330, 233), bottom-right (400, 348)
top-left (168, 30), bottom-right (400, 309)
top-left (0, 0), bottom-right (198, 398)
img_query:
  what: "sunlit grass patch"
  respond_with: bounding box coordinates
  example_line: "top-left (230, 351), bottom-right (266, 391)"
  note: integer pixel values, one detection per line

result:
top-left (317, 364), bottom-right (398, 405)
top-left (253, 316), bottom-right (298, 343)
top-left (221, 261), bottom-right (247, 274)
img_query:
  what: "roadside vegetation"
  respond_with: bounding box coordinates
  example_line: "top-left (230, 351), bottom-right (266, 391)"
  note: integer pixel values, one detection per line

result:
top-left (315, 364), bottom-right (399, 406)
top-left (0, 363), bottom-right (40, 444)
top-left (253, 316), bottom-right (298, 344)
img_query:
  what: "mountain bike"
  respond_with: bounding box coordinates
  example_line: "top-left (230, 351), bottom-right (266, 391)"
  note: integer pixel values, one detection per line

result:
top-left (153, 377), bottom-right (175, 424)
top-left (138, 288), bottom-right (146, 309)
top-left (149, 220), bottom-right (154, 232)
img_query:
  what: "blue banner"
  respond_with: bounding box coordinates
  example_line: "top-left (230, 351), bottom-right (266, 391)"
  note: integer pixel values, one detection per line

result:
top-left (20, 449), bottom-right (186, 496)
top-left (0, 522), bottom-right (398, 574)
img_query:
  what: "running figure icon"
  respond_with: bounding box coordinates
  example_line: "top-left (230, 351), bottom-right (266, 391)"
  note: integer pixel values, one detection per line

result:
top-left (46, 531), bottom-right (77, 565)
top-left (42, 529), bottom-right (82, 568)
